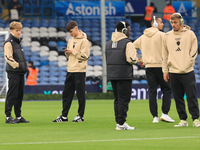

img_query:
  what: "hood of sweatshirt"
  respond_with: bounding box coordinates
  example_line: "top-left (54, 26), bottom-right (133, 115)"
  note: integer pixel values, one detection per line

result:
top-left (111, 32), bottom-right (128, 42)
top-left (73, 30), bottom-right (87, 39)
top-left (173, 25), bottom-right (191, 35)
top-left (143, 27), bottom-right (159, 38)
top-left (30, 65), bottom-right (36, 69)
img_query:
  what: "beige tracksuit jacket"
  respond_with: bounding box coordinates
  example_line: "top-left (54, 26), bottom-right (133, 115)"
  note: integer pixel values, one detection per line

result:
top-left (162, 25), bottom-right (198, 74)
top-left (66, 30), bottom-right (91, 72)
top-left (133, 27), bottom-right (164, 68)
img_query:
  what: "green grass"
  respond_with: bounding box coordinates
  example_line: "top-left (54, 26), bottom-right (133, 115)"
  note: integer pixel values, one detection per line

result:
top-left (0, 99), bottom-right (200, 150)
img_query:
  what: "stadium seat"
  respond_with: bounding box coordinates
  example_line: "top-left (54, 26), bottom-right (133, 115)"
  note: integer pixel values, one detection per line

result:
top-left (140, 80), bottom-right (147, 84)
top-left (58, 66), bottom-right (67, 72)
top-left (93, 60), bottom-right (102, 66)
top-left (49, 61), bottom-right (58, 66)
top-left (58, 60), bottom-right (67, 67)
top-left (31, 46), bottom-right (40, 52)
top-left (48, 27), bottom-right (57, 33)
top-left (33, 60), bottom-right (40, 67)
top-left (40, 56), bottom-right (48, 61)
top-left (40, 61), bottom-right (49, 66)
top-left (88, 60), bottom-right (94, 66)
top-left (40, 51), bottom-right (49, 57)
top-left (132, 80), bottom-right (140, 84)
top-left (48, 55), bottom-right (58, 61)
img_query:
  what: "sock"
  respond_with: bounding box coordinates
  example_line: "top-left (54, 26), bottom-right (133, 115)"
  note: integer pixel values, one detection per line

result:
top-left (62, 116), bottom-right (67, 119)
top-left (6, 117), bottom-right (10, 120)
top-left (17, 117), bottom-right (21, 119)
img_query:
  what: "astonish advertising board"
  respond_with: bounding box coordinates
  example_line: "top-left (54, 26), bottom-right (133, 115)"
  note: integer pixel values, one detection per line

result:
top-left (56, 1), bottom-right (125, 17)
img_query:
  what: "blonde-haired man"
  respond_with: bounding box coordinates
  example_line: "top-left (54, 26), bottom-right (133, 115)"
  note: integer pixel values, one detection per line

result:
top-left (162, 13), bottom-right (200, 127)
top-left (4, 21), bottom-right (29, 124)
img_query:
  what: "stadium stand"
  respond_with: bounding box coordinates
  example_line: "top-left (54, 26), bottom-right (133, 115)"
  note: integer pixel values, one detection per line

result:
top-left (0, 0), bottom-right (200, 86)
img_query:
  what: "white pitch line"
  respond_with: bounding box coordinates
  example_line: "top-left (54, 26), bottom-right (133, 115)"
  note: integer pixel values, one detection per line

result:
top-left (0, 136), bottom-right (199, 146)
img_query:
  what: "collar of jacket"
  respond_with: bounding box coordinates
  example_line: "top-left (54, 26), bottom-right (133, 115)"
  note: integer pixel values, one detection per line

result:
top-left (10, 33), bottom-right (22, 44)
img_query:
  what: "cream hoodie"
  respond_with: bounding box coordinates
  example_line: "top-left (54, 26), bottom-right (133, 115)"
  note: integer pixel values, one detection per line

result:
top-left (111, 32), bottom-right (138, 65)
top-left (162, 25), bottom-right (198, 74)
top-left (66, 30), bottom-right (91, 72)
top-left (133, 27), bottom-right (164, 68)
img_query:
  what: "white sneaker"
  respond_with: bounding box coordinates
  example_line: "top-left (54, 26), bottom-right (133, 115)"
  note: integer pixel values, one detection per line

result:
top-left (160, 113), bottom-right (175, 123)
top-left (193, 119), bottom-right (200, 127)
top-left (174, 120), bottom-right (188, 127)
top-left (152, 117), bottom-right (159, 123)
top-left (116, 124), bottom-right (119, 130)
top-left (116, 122), bottom-right (135, 130)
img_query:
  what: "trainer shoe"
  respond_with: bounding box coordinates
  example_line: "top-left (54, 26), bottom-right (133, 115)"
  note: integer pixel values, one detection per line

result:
top-left (52, 116), bottom-right (68, 122)
top-left (5, 116), bottom-right (16, 124)
top-left (72, 115), bottom-right (84, 122)
top-left (160, 113), bottom-right (175, 123)
top-left (116, 124), bottom-right (119, 130)
top-left (152, 117), bottom-right (159, 123)
top-left (14, 117), bottom-right (29, 123)
top-left (174, 120), bottom-right (188, 127)
top-left (116, 122), bottom-right (135, 130)
top-left (193, 119), bottom-right (200, 127)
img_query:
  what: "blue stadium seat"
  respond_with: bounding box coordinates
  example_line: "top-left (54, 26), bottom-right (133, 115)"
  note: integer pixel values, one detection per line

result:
top-left (50, 65), bottom-right (58, 72)
top-left (57, 41), bottom-right (67, 47)
top-left (58, 66), bottom-right (67, 72)
top-left (86, 80), bottom-right (92, 85)
top-left (24, 51), bottom-right (31, 57)
top-left (30, 56), bottom-right (40, 61)
top-left (50, 71), bottom-right (59, 77)
top-left (23, 46), bottom-right (31, 52)
top-left (40, 61), bottom-right (49, 66)
top-left (93, 60), bottom-right (102, 66)
top-left (40, 66), bottom-right (49, 72)
top-left (31, 51), bottom-right (40, 56)
top-left (40, 56), bottom-right (49, 61)
top-left (50, 77), bottom-right (59, 84)
top-left (33, 61), bottom-right (40, 67)
top-left (23, 19), bottom-right (31, 24)
top-left (132, 80), bottom-right (140, 84)
top-left (49, 61), bottom-right (58, 66)
top-left (58, 76), bottom-right (66, 84)
top-left (132, 22), bottom-right (140, 28)
top-left (88, 60), bottom-right (94, 66)
top-left (93, 55), bottom-right (102, 61)
top-left (140, 80), bottom-right (147, 84)
top-left (48, 41), bottom-right (57, 47)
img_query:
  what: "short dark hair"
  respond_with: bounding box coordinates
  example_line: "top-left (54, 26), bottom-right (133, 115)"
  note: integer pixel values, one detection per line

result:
top-left (150, 2), bottom-right (154, 7)
top-left (28, 60), bottom-right (33, 65)
top-left (116, 21), bottom-right (130, 32)
top-left (150, 16), bottom-right (160, 24)
top-left (66, 21), bottom-right (77, 32)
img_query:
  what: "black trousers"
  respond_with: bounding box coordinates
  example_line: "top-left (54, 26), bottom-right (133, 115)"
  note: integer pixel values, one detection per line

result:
top-left (5, 73), bottom-right (24, 117)
top-left (111, 80), bottom-right (132, 125)
top-left (62, 72), bottom-right (86, 117)
top-left (170, 71), bottom-right (199, 121)
top-left (146, 68), bottom-right (171, 117)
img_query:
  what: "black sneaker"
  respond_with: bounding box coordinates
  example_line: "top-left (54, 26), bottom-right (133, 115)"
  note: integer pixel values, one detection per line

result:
top-left (72, 115), bottom-right (84, 122)
top-left (52, 116), bottom-right (68, 122)
top-left (15, 117), bottom-right (29, 123)
top-left (5, 116), bottom-right (16, 124)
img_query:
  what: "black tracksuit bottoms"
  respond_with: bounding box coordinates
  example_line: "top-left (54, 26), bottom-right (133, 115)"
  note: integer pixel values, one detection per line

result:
top-left (146, 68), bottom-right (171, 117)
top-left (5, 73), bottom-right (24, 117)
top-left (111, 80), bottom-right (132, 125)
top-left (170, 71), bottom-right (199, 121)
top-left (62, 72), bottom-right (86, 118)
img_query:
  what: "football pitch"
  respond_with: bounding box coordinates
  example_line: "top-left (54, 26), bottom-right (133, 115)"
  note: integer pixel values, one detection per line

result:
top-left (0, 99), bottom-right (199, 150)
